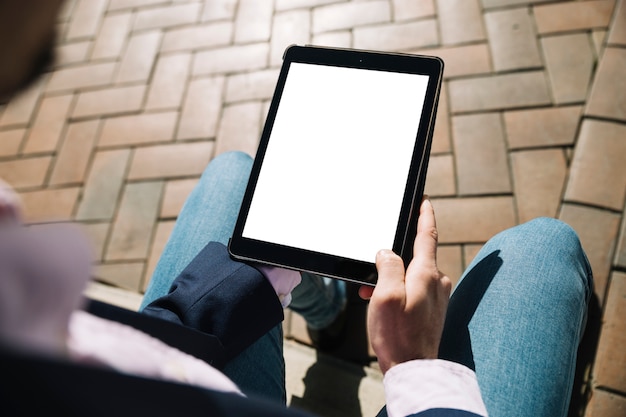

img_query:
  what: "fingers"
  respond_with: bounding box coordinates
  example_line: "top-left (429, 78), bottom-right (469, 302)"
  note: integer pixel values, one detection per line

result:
top-left (358, 285), bottom-right (374, 300)
top-left (413, 197), bottom-right (438, 269)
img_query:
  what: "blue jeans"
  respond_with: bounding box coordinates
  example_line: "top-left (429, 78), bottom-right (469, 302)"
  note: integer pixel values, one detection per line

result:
top-left (142, 151), bottom-right (592, 417)
top-left (438, 217), bottom-right (592, 417)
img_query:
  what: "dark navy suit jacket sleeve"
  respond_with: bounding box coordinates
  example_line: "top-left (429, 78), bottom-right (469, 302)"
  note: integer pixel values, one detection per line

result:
top-left (140, 241), bottom-right (284, 367)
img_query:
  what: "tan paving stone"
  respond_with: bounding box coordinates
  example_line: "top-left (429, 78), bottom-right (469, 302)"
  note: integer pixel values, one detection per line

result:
top-left (593, 271), bottom-right (626, 392)
top-left (592, 29), bottom-right (609, 57)
top-left (160, 178), bottom-right (197, 218)
top-left (115, 31), bottom-right (162, 84)
top-left (93, 262), bottom-right (145, 292)
top-left (234, 0), bottom-right (273, 43)
top-left (225, 69), bottom-right (280, 103)
top-left (76, 149), bottom-right (131, 220)
top-left (99, 111), bottom-right (178, 147)
top-left (424, 154), bottom-right (456, 197)
top-left (437, 0), bottom-right (486, 45)
top-left (192, 43), bottom-right (269, 76)
top-left (392, 0), bottom-right (435, 21)
top-left (128, 141), bottom-right (214, 180)
top-left (585, 47), bottom-right (626, 121)
top-left (55, 41), bottom-right (91, 67)
top-left (510, 149), bottom-right (567, 223)
top-left (91, 12), bottom-right (133, 60)
top-left (559, 204), bottom-right (621, 303)
top-left (57, 0), bottom-right (77, 21)
top-left (275, 0), bottom-right (336, 11)
top-left (108, 0), bottom-right (166, 11)
top-left (432, 197), bottom-right (517, 243)
top-left (534, 0), bottom-right (616, 35)
top-left (23, 94), bottom-right (73, 154)
top-left (437, 244), bottom-right (463, 287)
top-left (353, 19), bottom-right (438, 51)
top-left (0, 77), bottom-right (46, 127)
top-left (271, 10), bottom-right (311, 66)
top-left (215, 102), bottom-right (263, 156)
top-left (50, 119), bottom-right (100, 185)
top-left (133, 3), bottom-right (202, 32)
top-left (160, 22), bottom-right (233, 53)
top-left (312, 1), bottom-right (391, 34)
top-left (584, 389), bottom-right (626, 417)
top-left (287, 311), bottom-right (312, 346)
top-left (19, 187), bottom-right (81, 223)
top-left (607, 0), bottom-right (626, 45)
top-left (177, 77), bottom-right (224, 140)
top-left (79, 222), bottom-right (110, 262)
top-left (564, 119), bottom-right (626, 211)
top-left (415, 44), bottom-right (491, 79)
top-left (448, 71), bottom-right (551, 113)
top-left (463, 244), bottom-right (484, 270)
top-left (311, 31), bottom-right (352, 49)
top-left (72, 85), bottom-right (146, 119)
top-left (431, 82), bottom-right (451, 154)
top-left (106, 181), bottom-right (163, 261)
top-left (616, 213), bottom-right (626, 268)
top-left (0, 129), bottom-right (24, 156)
top-left (542, 34), bottom-right (595, 105)
top-left (46, 62), bottom-right (116, 93)
top-left (0, 156), bottom-right (52, 189)
top-left (452, 113), bottom-right (511, 195)
top-left (202, 0), bottom-right (238, 21)
top-left (504, 105), bottom-right (582, 149)
top-left (143, 220), bottom-right (175, 292)
top-left (145, 53), bottom-right (191, 111)
top-left (65, 0), bottom-right (107, 40)
top-left (482, 0), bottom-right (553, 8)
top-left (485, 7), bottom-right (542, 72)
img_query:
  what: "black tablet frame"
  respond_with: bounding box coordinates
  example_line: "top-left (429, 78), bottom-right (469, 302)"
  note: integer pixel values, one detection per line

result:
top-left (228, 45), bottom-right (443, 286)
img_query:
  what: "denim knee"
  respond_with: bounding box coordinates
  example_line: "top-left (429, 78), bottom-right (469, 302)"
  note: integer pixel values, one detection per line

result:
top-left (500, 217), bottom-right (593, 297)
top-left (205, 151), bottom-right (253, 172)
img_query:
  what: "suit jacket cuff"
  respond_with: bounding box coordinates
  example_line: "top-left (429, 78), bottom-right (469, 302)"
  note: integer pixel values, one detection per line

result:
top-left (142, 242), bottom-right (284, 365)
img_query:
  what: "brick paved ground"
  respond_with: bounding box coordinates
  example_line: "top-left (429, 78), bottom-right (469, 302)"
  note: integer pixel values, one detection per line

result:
top-left (0, 0), bottom-right (624, 415)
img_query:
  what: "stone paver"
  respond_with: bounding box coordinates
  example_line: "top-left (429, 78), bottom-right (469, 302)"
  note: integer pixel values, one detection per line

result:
top-left (564, 119), bottom-right (626, 211)
top-left (593, 271), bottom-right (626, 392)
top-left (106, 181), bottom-right (163, 261)
top-left (586, 47), bottom-right (626, 120)
top-left (542, 33), bottom-right (595, 104)
top-left (504, 105), bottom-right (581, 149)
top-left (49, 119), bottom-right (100, 185)
top-left (559, 204), bottom-right (621, 302)
top-left (485, 7), bottom-right (542, 72)
top-left (2, 0), bottom-right (624, 415)
top-left (511, 149), bottom-right (567, 223)
top-left (451, 113), bottom-right (510, 195)
top-left (23, 94), bottom-right (73, 153)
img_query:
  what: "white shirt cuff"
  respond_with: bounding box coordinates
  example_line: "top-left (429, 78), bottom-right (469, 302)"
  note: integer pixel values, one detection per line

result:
top-left (383, 359), bottom-right (488, 417)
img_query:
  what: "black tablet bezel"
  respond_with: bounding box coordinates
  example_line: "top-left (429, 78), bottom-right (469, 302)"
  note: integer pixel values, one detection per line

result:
top-left (228, 45), bottom-right (443, 286)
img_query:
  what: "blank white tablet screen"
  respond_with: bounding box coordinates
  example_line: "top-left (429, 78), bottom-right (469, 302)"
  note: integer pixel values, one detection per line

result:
top-left (242, 62), bottom-right (429, 263)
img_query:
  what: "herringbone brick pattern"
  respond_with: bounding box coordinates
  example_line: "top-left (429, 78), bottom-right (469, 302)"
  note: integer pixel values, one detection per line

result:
top-left (0, 0), bottom-right (624, 415)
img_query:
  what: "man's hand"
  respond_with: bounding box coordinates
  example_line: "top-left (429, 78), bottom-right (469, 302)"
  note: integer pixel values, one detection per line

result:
top-left (363, 197), bottom-right (451, 374)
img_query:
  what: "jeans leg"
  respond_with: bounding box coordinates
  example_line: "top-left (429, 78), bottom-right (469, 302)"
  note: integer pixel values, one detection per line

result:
top-left (289, 273), bottom-right (347, 330)
top-left (141, 151), bottom-right (254, 308)
top-left (139, 151), bottom-right (285, 403)
top-left (439, 217), bottom-right (593, 417)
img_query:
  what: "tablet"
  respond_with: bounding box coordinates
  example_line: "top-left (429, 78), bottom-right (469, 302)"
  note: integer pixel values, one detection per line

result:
top-left (228, 45), bottom-right (443, 286)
